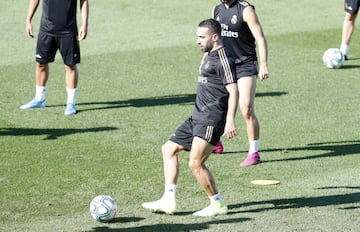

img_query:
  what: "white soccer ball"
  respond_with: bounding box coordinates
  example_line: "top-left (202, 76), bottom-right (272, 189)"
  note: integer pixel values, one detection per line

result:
top-left (322, 48), bottom-right (345, 69)
top-left (89, 195), bottom-right (117, 222)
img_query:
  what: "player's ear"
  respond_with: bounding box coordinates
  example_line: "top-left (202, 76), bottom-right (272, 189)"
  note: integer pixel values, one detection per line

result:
top-left (212, 33), bottom-right (219, 42)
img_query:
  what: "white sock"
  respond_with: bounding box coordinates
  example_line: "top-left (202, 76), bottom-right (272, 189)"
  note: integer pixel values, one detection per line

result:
top-left (66, 87), bottom-right (77, 104)
top-left (163, 184), bottom-right (176, 201)
top-left (35, 85), bottom-right (46, 101)
top-left (248, 139), bottom-right (259, 154)
top-left (340, 44), bottom-right (349, 56)
top-left (209, 193), bottom-right (224, 205)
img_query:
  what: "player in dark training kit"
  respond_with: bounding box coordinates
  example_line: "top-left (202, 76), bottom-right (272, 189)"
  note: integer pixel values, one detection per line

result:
top-left (142, 19), bottom-right (238, 217)
top-left (212, 0), bottom-right (269, 167)
top-left (20, 0), bottom-right (89, 116)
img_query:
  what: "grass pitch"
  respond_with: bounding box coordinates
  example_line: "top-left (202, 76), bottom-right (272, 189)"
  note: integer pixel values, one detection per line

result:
top-left (1, 0), bottom-right (359, 231)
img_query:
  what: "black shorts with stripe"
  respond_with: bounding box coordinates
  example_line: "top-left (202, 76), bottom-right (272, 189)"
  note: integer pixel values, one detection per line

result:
top-left (36, 31), bottom-right (80, 66)
top-left (169, 117), bottom-right (224, 151)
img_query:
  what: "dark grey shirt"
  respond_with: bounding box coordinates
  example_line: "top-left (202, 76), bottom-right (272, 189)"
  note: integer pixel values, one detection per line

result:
top-left (192, 47), bottom-right (236, 128)
top-left (40, 0), bottom-right (78, 37)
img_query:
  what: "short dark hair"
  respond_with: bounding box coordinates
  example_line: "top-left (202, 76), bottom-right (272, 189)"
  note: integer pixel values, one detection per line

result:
top-left (198, 18), bottom-right (221, 36)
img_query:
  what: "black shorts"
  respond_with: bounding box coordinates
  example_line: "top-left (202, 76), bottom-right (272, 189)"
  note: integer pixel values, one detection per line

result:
top-left (345, 0), bottom-right (360, 14)
top-left (36, 31), bottom-right (80, 66)
top-left (169, 117), bottom-right (224, 151)
top-left (235, 60), bottom-right (258, 79)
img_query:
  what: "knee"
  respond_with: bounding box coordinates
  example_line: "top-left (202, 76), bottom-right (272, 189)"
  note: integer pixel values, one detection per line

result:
top-left (36, 62), bottom-right (47, 71)
top-left (161, 143), bottom-right (170, 156)
top-left (240, 103), bottom-right (254, 120)
top-left (188, 159), bottom-right (201, 174)
top-left (161, 141), bottom-right (179, 160)
top-left (65, 65), bottom-right (77, 74)
top-left (345, 12), bottom-right (357, 22)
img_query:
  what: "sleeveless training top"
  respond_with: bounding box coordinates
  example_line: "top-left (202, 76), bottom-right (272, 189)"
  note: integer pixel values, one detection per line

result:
top-left (213, 0), bottom-right (257, 64)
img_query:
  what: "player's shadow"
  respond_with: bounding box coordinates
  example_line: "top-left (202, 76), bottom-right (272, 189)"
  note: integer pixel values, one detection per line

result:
top-left (227, 190), bottom-right (360, 215)
top-left (108, 217), bottom-right (144, 224)
top-left (344, 57), bottom-right (360, 61)
top-left (255, 91), bottom-right (287, 98)
top-left (84, 217), bottom-right (251, 232)
top-left (0, 126), bottom-right (118, 140)
top-left (46, 94), bottom-right (197, 113)
top-left (260, 140), bottom-right (360, 163)
top-left (315, 186), bottom-right (360, 190)
top-left (339, 57), bottom-right (360, 69)
top-left (57, 91), bottom-right (287, 113)
top-left (340, 64), bottom-right (360, 69)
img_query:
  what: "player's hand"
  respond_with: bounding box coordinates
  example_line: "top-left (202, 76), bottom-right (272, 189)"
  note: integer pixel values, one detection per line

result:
top-left (26, 21), bottom-right (34, 38)
top-left (258, 65), bottom-right (269, 81)
top-left (78, 25), bottom-right (87, 41)
top-left (223, 121), bottom-right (237, 139)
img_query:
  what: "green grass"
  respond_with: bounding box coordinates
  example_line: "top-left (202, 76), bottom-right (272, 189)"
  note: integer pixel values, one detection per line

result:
top-left (1, 0), bottom-right (360, 231)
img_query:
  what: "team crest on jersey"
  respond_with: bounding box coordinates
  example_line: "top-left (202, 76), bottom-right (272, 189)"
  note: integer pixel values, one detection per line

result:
top-left (231, 15), bottom-right (238, 24)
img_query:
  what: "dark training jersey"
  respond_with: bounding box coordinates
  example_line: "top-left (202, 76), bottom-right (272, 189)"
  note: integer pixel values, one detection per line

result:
top-left (40, 0), bottom-right (78, 37)
top-left (213, 0), bottom-right (257, 65)
top-left (192, 47), bottom-right (237, 128)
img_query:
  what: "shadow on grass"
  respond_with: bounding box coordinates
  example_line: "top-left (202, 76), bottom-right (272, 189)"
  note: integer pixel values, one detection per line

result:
top-left (47, 91), bottom-right (287, 113)
top-left (259, 140), bottom-right (360, 163)
top-left (85, 217), bottom-right (251, 232)
top-left (228, 191), bottom-right (360, 214)
top-left (315, 186), bottom-right (360, 190)
top-left (344, 57), bottom-right (360, 61)
top-left (0, 126), bottom-right (117, 140)
top-left (340, 64), bottom-right (360, 69)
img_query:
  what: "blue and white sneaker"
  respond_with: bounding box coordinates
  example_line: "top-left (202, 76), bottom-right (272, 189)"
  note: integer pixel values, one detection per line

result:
top-left (20, 99), bottom-right (46, 110)
top-left (64, 103), bottom-right (76, 116)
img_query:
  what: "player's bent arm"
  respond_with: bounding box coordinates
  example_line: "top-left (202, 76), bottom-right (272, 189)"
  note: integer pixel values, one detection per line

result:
top-left (224, 83), bottom-right (238, 138)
